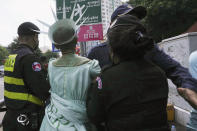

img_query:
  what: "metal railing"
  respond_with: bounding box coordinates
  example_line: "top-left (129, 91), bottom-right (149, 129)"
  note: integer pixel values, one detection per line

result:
top-left (0, 98), bottom-right (5, 128)
top-left (0, 99), bottom-right (4, 107)
top-left (0, 99), bottom-right (6, 112)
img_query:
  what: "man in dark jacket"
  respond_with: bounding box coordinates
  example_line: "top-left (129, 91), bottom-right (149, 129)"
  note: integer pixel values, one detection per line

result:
top-left (3, 22), bottom-right (50, 131)
top-left (87, 42), bottom-right (111, 68)
top-left (87, 4), bottom-right (197, 107)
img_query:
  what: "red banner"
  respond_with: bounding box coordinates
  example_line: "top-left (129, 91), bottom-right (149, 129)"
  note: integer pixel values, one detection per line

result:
top-left (78, 24), bottom-right (103, 42)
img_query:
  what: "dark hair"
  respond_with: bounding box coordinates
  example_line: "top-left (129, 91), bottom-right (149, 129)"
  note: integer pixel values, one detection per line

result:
top-left (107, 26), bottom-right (154, 61)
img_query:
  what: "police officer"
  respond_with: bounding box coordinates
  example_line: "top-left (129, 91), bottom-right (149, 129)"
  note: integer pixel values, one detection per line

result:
top-left (87, 4), bottom-right (197, 109)
top-left (87, 4), bottom-right (146, 68)
top-left (87, 40), bottom-right (111, 68)
top-left (3, 22), bottom-right (50, 131)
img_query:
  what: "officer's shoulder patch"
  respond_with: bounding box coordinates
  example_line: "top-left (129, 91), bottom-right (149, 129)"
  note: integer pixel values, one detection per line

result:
top-left (96, 77), bottom-right (102, 89)
top-left (32, 62), bottom-right (41, 71)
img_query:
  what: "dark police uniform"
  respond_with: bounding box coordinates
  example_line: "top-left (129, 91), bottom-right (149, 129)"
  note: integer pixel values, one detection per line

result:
top-left (87, 42), bottom-right (112, 68)
top-left (3, 44), bottom-right (50, 131)
top-left (87, 59), bottom-right (170, 131)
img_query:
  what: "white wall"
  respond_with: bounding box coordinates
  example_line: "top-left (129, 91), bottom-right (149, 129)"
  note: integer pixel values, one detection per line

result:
top-left (158, 32), bottom-right (197, 125)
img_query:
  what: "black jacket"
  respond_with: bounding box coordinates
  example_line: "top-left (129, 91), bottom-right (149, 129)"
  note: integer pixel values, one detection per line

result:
top-left (87, 59), bottom-right (169, 131)
top-left (4, 44), bottom-right (50, 112)
top-left (87, 42), bottom-right (112, 68)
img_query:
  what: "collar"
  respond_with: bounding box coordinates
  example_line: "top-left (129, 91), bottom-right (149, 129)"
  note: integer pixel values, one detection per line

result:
top-left (19, 44), bottom-right (34, 52)
top-left (52, 54), bottom-right (90, 67)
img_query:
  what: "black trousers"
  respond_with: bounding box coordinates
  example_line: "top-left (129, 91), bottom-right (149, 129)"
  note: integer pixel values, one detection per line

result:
top-left (2, 110), bottom-right (39, 131)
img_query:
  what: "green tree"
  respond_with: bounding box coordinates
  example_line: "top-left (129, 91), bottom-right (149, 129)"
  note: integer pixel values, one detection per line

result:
top-left (8, 38), bottom-right (43, 57)
top-left (7, 38), bottom-right (20, 53)
top-left (0, 45), bottom-right (8, 65)
top-left (129, 0), bottom-right (197, 42)
top-left (43, 50), bottom-right (59, 61)
top-left (34, 48), bottom-right (43, 57)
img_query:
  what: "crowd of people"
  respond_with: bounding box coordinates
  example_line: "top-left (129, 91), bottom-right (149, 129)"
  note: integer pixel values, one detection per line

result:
top-left (2, 3), bottom-right (197, 131)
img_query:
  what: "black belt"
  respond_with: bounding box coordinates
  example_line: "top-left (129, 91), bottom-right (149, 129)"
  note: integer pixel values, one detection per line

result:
top-left (0, 107), bottom-right (7, 112)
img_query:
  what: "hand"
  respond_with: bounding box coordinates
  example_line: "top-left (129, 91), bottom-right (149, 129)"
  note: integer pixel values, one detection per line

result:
top-left (177, 88), bottom-right (197, 110)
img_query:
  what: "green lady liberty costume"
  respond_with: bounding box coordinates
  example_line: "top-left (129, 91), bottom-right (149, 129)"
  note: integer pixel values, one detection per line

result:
top-left (40, 19), bottom-right (101, 131)
top-left (40, 54), bottom-right (100, 131)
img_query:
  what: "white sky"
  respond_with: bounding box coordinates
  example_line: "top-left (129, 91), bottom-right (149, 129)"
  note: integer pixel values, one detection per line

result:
top-left (122, 0), bottom-right (129, 2)
top-left (0, 0), bottom-right (128, 50)
top-left (0, 0), bottom-right (56, 50)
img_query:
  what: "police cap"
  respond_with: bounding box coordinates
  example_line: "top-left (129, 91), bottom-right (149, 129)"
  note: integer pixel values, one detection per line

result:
top-left (111, 4), bottom-right (147, 22)
top-left (17, 22), bottom-right (40, 36)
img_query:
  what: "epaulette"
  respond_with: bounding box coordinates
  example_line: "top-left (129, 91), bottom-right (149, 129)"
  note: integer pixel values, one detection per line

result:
top-left (98, 43), bottom-right (107, 47)
top-left (13, 45), bottom-right (33, 58)
top-left (93, 42), bottom-right (107, 48)
top-left (101, 64), bottom-right (112, 73)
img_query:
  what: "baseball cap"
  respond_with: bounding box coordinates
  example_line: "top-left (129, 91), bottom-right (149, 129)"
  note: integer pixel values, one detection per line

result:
top-left (109, 15), bottom-right (146, 34)
top-left (17, 22), bottom-right (40, 35)
top-left (111, 4), bottom-right (147, 22)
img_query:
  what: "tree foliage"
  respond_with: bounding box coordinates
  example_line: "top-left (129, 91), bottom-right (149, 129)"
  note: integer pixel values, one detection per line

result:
top-left (34, 48), bottom-right (43, 57)
top-left (8, 38), bottom-right (43, 57)
top-left (129, 0), bottom-right (197, 42)
top-left (43, 50), bottom-right (59, 61)
top-left (7, 38), bottom-right (20, 53)
top-left (0, 45), bottom-right (8, 65)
